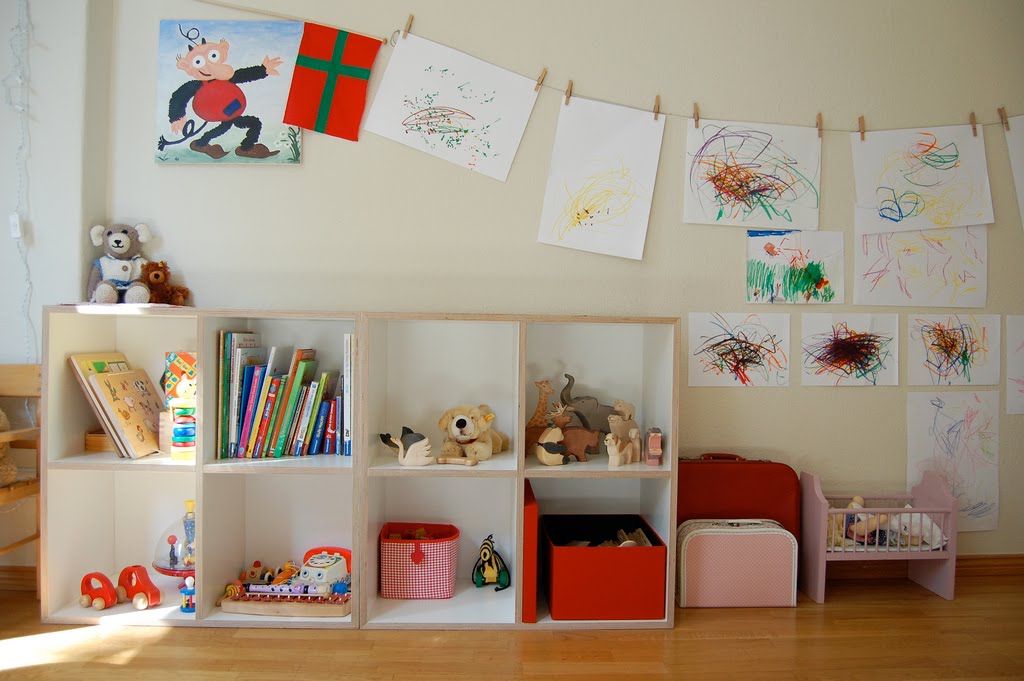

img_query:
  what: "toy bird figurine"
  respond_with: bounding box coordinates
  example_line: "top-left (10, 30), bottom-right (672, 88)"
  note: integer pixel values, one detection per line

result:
top-left (379, 427), bottom-right (434, 466)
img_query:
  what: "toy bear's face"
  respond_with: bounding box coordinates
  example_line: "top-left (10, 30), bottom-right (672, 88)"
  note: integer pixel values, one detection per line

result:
top-left (142, 261), bottom-right (171, 287)
top-left (90, 222), bottom-right (151, 260)
top-left (438, 405), bottom-right (493, 443)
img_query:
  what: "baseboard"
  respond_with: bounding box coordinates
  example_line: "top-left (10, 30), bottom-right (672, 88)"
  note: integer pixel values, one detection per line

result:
top-left (827, 554), bottom-right (1024, 581)
top-left (0, 566), bottom-right (37, 591)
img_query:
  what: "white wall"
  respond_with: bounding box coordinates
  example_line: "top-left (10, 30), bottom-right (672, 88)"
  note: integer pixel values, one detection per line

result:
top-left (2, 0), bottom-right (1023, 559)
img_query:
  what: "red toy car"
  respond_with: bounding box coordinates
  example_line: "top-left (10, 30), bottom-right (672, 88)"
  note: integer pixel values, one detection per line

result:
top-left (79, 572), bottom-right (118, 610)
top-left (117, 565), bottom-right (162, 610)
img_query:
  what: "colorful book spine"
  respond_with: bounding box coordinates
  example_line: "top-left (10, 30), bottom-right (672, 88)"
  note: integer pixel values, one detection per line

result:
top-left (238, 365), bottom-right (266, 458)
top-left (235, 364), bottom-right (256, 455)
top-left (267, 349), bottom-right (315, 458)
top-left (259, 376), bottom-right (289, 458)
top-left (292, 380), bottom-right (320, 456)
top-left (323, 398), bottom-right (337, 455)
top-left (309, 400), bottom-right (331, 455)
top-left (229, 345), bottom-right (265, 457)
top-left (245, 370), bottom-right (277, 457)
top-left (282, 384), bottom-right (308, 457)
top-left (272, 358), bottom-right (316, 457)
top-left (335, 395), bottom-right (343, 455)
top-left (218, 331), bottom-right (230, 458)
top-left (251, 377), bottom-right (282, 459)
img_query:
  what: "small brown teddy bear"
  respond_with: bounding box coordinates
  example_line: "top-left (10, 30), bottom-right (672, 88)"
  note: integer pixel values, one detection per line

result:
top-left (141, 261), bottom-right (191, 306)
top-left (438, 404), bottom-right (510, 462)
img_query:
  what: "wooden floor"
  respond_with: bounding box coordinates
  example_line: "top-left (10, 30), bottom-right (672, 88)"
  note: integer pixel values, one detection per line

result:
top-left (1, 577), bottom-right (1022, 680)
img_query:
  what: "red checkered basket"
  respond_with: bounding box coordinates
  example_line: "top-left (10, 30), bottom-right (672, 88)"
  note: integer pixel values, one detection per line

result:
top-left (379, 522), bottom-right (460, 599)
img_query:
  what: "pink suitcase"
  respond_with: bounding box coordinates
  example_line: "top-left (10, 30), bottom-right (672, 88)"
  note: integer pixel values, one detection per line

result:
top-left (677, 519), bottom-right (797, 608)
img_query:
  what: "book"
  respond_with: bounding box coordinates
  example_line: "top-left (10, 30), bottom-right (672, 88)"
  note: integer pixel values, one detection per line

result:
top-left (292, 378), bottom-right (320, 456)
top-left (268, 349), bottom-right (316, 457)
top-left (322, 398), bottom-right (337, 455)
top-left (251, 376), bottom-right (283, 458)
top-left (67, 352), bottom-right (133, 458)
top-left (228, 345), bottom-right (266, 457)
top-left (343, 334), bottom-right (354, 456)
top-left (161, 351), bottom-right (198, 408)
top-left (220, 331), bottom-right (260, 458)
top-left (301, 371), bottom-right (338, 456)
top-left (272, 357), bottom-right (317, 457)
top-left (309, 400), bottom-right (331, 455)
top-left (335, 395), bottom-right (342, 455)
top-left (282, 384), bottom-right (308, 456)
top-left (257, 375), bottom-right (289, 458)
top-left (243, 346), bottom-right (293, 457)
top-left (238, 365), bottom-right (266, 457)
top-left (87, 369), bottom-right (164, 459)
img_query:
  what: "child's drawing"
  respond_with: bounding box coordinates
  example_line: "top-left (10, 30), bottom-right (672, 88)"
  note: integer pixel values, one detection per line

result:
top-left (156, 21), bottom-right (302, 164)
top-left (801, 314), bottom-right (898, 386)
top-left (908, 314), bottom-right (999, 386)
top-left (854, 225), bottom-right (986, 307)
top-left (907, 391), bottom-right (999, 532)
top-left (1006, 316), bottom-right (1024, 415)
top-left (747, 230), bottom-right (843, 304)
top-left (851, 125), bottom-right (993, 234)
top-left (685, 120), bottom-right (821, 230)
top-left (364, 34), bottom-right (538, 181)
top-left (537, 97), bottom-right (665, 260)
top-left (689, 313), bottom-right (790, 387)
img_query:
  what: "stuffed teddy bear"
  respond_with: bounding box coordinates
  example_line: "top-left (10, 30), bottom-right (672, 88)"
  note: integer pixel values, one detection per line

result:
top-left (438, 404), bottom-right (510, 462)
top-left (141, 261), bottom-right (191, 306)
top-left (87, 223), bottom-right (152, 304)
top-left (0, 407), bottom-right (17, 486)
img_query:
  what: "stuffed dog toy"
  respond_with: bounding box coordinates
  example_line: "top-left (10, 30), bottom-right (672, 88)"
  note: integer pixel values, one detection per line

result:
top-left (438, 404), bottom-right (510, 462)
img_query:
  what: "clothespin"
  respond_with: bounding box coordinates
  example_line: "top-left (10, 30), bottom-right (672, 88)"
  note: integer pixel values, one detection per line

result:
top-left (653, 95), bottom-right (661, 121)
top-left (816, 113), bottom-right (823, 139)
top-left (534, 67), bottom-right (547, 92)
top-left (969, 112), bottom-right (978, 137)
top-left (693, 102), bottom-right (700, 128)
top-left (564, 80), bottom-right (573, 105)
top-left (858, 115), bottom-right (866, 141)
top-left (402, 14), bottom-right (413, 39)
top-left (998, 107), bottom-right (1010, 131)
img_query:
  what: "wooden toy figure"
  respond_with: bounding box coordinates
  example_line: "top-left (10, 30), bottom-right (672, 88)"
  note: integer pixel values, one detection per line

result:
top-left (379, 427), bottom-right (434, 466)
top-left (180, 576), bottom-right (196, 613)
top-left (80, 572), bottom-right (119, 610)
top-left (645, 428), bottom-right (663, 466)
top-left (472, 534), bottom-right (510, 592)
top-left (117, 564), bottom-right (162, 610)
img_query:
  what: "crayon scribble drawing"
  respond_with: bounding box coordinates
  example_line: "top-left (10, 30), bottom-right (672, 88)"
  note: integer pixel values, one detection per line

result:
top-left (1007, 316), bottom-right (1024, 415)
top-left (553, 161), bottom-right (638, 242)
top-left (364, 34), bottom-right (538, 181)
top-left (801, 314), bottom-right (898, 386)
top-left (684, 120), bottom-right (820, 230)
top-left (688, 313), bottom-right (790, 387)
top-left (851, 125), bottom-right (993, 234)
top-left (537, 97), bottom-right (665, 260)
top-left (747, 230), bottom-right (843, 304)
top-left (1006, 115), bottom-right (1024, 236)
top-left (854, 225), bottom-right (986, 307)
top-left (907, 391), bottom-right (999, 532)
top-left (908, 314), bottom-right (999, 386)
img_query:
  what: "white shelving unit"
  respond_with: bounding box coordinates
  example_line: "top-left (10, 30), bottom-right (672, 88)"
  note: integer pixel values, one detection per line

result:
top-left (41, 306), bottom-right (679, 629)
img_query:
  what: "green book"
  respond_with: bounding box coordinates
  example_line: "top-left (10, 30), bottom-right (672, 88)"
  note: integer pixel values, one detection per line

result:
top-left (271, 358), bottom-right (317, 457)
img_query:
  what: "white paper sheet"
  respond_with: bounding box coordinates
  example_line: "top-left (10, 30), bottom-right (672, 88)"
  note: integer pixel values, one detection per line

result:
top-left (747, 230), bottom-right (843, 304)
top-left (853, 225), bottom-right (986, 307)
top-left (1007, 315), bottom-right (1024, 415)
top-left (851, 125), bottom-right (993, 234)
top-left (907, 391), bottom-right (999, 532)
top-left (536, 97), bottom-right (665, 260)
top-left (684, 119), bottom-right (820, 230)
top-left (907, 314), bottom-right (1000, 386)
top-left (364, 34), bottom-right (538, 181)
top-left (1006, 116), bottom-right (1024, 235)
top-left (801, 314), bottom-right (898, 386)
top-left (688, 313), bottom-right (790, 387)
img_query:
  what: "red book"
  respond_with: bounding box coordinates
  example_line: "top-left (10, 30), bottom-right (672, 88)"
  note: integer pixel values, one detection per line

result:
top-left (238, 365), bottom-right (265, 458)
top-left (252, 377), bottom-right (282, 459)
top-left (323, 399), bottom-right (338, 455)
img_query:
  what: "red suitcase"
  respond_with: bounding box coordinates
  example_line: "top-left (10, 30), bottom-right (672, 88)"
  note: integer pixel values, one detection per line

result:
top-left (677, 453), bottom-right (801, 544)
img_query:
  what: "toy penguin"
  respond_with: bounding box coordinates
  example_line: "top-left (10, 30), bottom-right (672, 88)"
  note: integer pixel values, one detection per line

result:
top-left (472, 534), bottom-right (511, 592)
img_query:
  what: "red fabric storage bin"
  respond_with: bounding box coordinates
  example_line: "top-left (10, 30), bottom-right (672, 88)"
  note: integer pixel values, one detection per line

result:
top-left (542, 514), bottom-right (666, 620)
top-left (379, 522), bottom-right (460, 599)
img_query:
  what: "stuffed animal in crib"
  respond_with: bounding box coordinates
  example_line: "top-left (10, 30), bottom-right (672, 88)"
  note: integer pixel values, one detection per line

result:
top-left (843, 496), bottom-right (888, 545)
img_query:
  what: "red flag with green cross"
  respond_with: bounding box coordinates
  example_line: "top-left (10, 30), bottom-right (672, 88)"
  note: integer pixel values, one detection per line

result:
top-left (283, 23), bottom-right (382, 141)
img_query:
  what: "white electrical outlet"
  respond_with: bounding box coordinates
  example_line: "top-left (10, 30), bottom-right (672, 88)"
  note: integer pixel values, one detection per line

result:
top-left (9, 213), bottom-right (22, 239)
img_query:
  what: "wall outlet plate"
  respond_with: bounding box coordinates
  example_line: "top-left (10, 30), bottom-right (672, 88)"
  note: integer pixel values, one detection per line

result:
top-left (9, 213), bottom-right (22, 239)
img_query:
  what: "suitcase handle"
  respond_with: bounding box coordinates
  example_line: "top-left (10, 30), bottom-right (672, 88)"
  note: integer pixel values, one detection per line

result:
top-left (700, 452), bottom-right (745, 461)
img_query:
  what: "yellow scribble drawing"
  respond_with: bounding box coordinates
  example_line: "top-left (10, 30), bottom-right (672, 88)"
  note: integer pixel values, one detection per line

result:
top-left (553, 162), bottom-right (638, 241)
